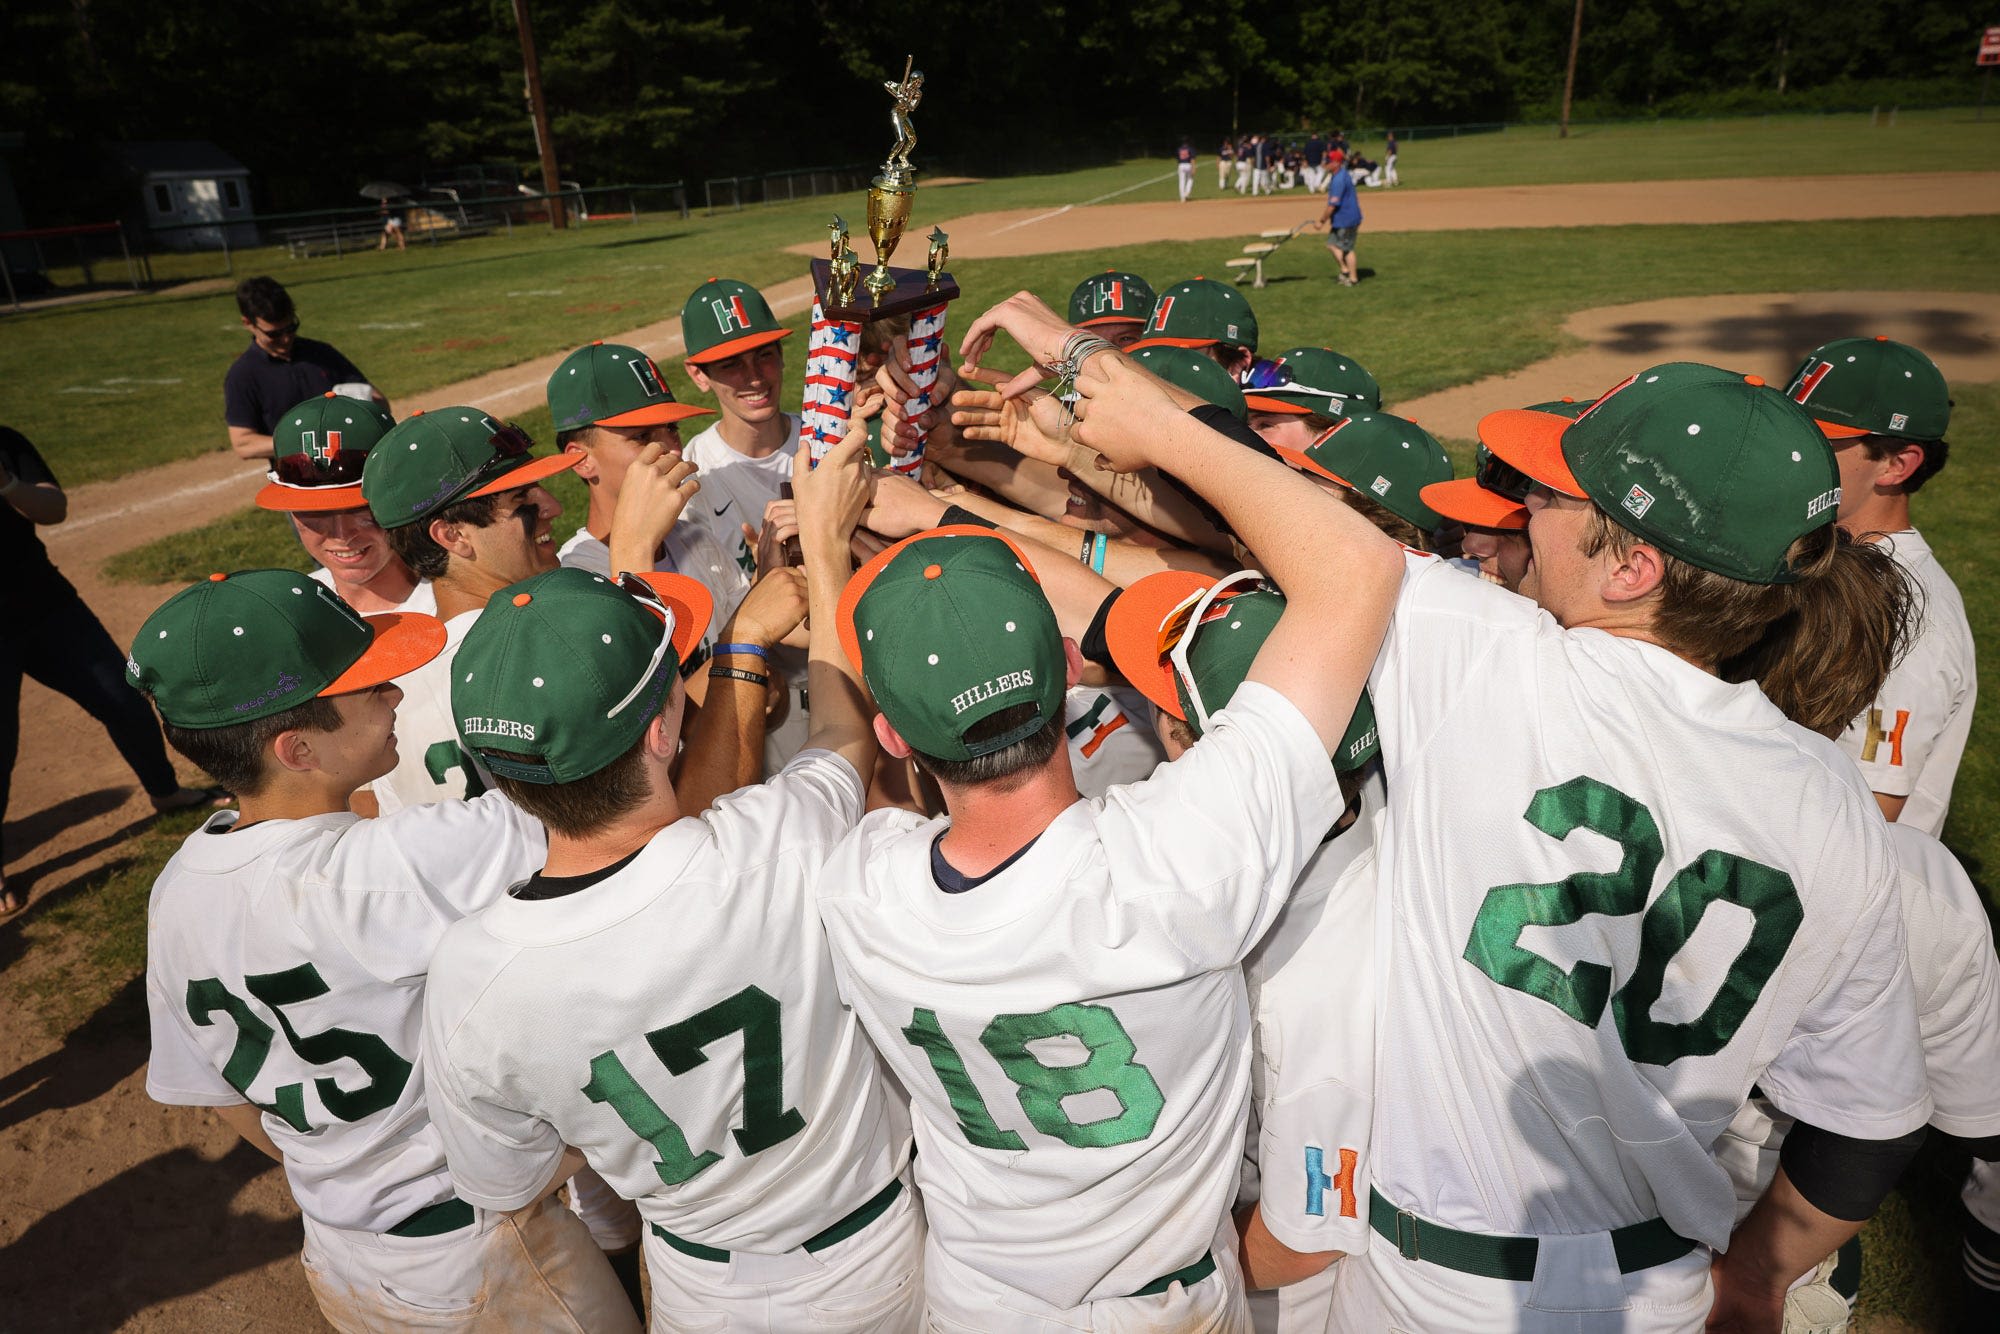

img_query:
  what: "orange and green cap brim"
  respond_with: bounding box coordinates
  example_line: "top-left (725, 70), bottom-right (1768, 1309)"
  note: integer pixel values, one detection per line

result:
top-left (1128, 335), bottom-right (1217, 351)
top-left (324, 610), bottom-right (449, 694)
top-left (595, 400), bottom-right (714, 427)
top-left (1421, 478), bottom-right (1528, 530)
top-left (685, 326), bottom-right (792, 366)
top-left (1270, 441), bottom-right (1352, 488)
top-left (1104, 569), bottom-right (1215, 722)
top-left (256, 480), bottom-right (370, 513)
top-left (1243, 395), bottom-right (1312, 415)
top-left (1478, 409), bottom-right (1586, 498)
top-left (464, 450), bottom-right (582, 500)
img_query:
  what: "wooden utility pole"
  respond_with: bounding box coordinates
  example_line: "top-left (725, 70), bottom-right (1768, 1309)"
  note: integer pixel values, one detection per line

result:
top-left (512, 0), bottom-right (566, 230)
top-left (1559, 0), bottom-right (1585, 139)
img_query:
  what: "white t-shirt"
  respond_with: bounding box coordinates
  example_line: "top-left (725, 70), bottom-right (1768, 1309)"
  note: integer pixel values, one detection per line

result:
top-left (1064, 683), bottom-right (1168, 799)
top-left (556, 520), bottom-right (749, 639)
top-left (371, 609), bottom-right (492, 816)
top-left (818, 683), bottom-right (1342, 1307)
top-left (1834, 528), bottom-right (1976, 835)
top-left (1245, 776), bottom-right (1383, 1258)
top-left (422, 752), bottom-right (906, 1250)
top-left (308, 566), bottom-right (437, 617)
top-left (681, 415), bottom-right (804, 584)
top-left (144, 795), bottom-right (545, 1232)
top-left (1716, 821), bottom-right (2000, 1221)
top-left (1365, 552), bottom-right (1928, 1252)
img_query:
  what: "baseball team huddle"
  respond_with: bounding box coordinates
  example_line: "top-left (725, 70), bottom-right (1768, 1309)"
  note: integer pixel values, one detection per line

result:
top-left (130, 263), bottom-right (1995, 1334)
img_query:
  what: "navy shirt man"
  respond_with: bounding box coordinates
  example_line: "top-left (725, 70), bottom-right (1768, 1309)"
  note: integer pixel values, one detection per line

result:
top-left (223, 276), bottom-right (387, 460)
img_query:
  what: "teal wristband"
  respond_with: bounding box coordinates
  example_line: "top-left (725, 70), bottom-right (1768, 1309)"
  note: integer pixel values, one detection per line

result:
top-left (1088, 532), bottom-right (1109, 575)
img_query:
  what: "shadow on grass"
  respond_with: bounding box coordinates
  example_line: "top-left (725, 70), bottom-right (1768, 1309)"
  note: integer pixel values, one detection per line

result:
top-left (0, 844), bottom-right (144, 982)
top-left (2, 785), bottom-right (131, 862)
top-left (1602, 305), bottom-right (1996, 361)
top-left (0, 1140), bottom-right (296, 1332)
top-left (0, 973), bottom-right (144, 1133)
top-left (585, 231), bottom-right (693, 251)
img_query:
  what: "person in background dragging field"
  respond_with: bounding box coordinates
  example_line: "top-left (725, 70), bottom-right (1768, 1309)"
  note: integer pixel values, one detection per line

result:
top-left (224, 276), bottom-right (387, 461)
top-left (1317, 157), bottom-right (1363, 287)
top-left (1, 424), bottom-right (228, 916)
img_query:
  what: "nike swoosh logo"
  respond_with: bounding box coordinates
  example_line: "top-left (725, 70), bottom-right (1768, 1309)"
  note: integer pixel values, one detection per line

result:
top-left (712, 504), bottom-right (731, 516)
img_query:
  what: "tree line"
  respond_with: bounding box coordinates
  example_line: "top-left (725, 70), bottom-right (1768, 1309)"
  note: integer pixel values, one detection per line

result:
top-left (0, 0), bottom-right (1990, 218)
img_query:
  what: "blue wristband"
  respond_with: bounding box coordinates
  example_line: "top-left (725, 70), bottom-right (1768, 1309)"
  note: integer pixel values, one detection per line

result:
top-left (713, 642), bottom-right (769, 661)
top-left (1088, 532), bottom-right (1109, 575)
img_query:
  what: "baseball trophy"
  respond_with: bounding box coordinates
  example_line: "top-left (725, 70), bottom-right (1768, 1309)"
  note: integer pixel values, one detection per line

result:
top-left (802, 55), bottom-right (959, 475)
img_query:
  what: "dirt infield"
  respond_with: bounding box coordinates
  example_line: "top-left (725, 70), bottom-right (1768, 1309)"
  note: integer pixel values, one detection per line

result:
top-left (3, 173), bottom-right (1997, 1331)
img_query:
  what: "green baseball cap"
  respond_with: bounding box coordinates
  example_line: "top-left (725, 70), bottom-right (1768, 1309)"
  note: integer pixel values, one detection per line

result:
top-left (451, 568), bottom-right (714, 785)
top-left (362, 408), bottom-right (581, 530)
top-left (837, 526), bottom-right (1066, 763)
top-left (548, 341), bottom-right (714, 433)
top-left (127, 569), bottom-right (445, 729)
top-left (1244, 348), bottom-right (1382, 416)
top-left (257, 392), bottom-right (397, 513)
top-left (1068, 271), bottom-right (1158, 328)
top-left (1130, 277), bottom-right (1259, 354)
top-left (1782, 336), bottom-right (1950, 442)
top-left (1481, 362), bottom-right (1839, 584)
top-left (1104, 570), bottom-right (1378, 773)
top-left (1132, 346), bottom-right (1249, 422)
top-left (681, 278), bottom-right (792, 365)
top-left (1273, 412), bottom-right (1452, 530)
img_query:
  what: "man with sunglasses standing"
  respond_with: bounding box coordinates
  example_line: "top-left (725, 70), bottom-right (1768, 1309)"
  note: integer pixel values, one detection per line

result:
top-left (225, 277), bottom-right (387, 461)
top-left (359, 409), bottom-right (579, 815)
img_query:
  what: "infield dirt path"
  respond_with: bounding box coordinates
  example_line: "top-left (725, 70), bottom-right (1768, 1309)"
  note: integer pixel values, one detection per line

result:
top-left (3, 171), bottom-right (1994, 1331)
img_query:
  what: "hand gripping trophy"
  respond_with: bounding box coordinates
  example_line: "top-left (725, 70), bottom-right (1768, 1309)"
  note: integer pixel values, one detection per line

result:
top-left (803, 56), bottom-right (958, 473)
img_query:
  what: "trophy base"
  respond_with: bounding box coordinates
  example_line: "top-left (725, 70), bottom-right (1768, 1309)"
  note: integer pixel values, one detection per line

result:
top-left (812, 258), bottom-right (958, 321)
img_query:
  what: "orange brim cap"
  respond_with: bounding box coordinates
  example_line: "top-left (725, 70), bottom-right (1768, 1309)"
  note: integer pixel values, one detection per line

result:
top-left (1104, 569), bottom-right (1216, 722)
top-left (1127, 335), bottom-right (1218, 352)
top-left (1814, 418), bottom-right (1871, 440)
top-left (626, 571), bottom-right (715, 668)
top-left (684, 326), bottom-right (792, 366)
top-left (466, 450), bottom-right (583, 499)
top-left (1420, 478), bottom-right (1529, 530)
top-left (255, 479), bottom-right (369, 513)
top-left (1270, 442), bottom-right (1352, 489)
top-left (1478, 409), bottom-right (1586, 498)
top-left (596, 400), bottom-right (715, 428)
top-left (322, 611), bottom-right (448, 695)
top-left (1242, 395), bottom-right (1310, 415)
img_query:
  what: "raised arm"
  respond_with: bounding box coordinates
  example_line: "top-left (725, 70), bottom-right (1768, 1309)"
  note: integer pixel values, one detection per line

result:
top-left (792, 427), bottom-right (879, 784)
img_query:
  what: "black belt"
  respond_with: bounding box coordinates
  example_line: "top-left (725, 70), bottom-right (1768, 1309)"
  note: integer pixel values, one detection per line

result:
top-left (651, 1178), bottom-right (901, 1263)
top-left (1369, 1189), bottom-right (1696, 1281)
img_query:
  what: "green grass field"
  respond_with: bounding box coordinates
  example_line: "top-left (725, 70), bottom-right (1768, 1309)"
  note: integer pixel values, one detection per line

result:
top-left (14, 118), bottom-right (2000, 1330)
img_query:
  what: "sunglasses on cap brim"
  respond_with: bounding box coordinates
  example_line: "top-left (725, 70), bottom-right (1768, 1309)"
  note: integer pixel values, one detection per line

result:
top-left (1475, 449), bottom-right (1535, 504)
top-left (1156, 569), bottom-right (1267, 735)
top-left (272, 448), bottom-right (370, 489)
top-left (1245, 360), bottom-right (1350, 401)
top-left (606, 571), bottom-right (683, 720)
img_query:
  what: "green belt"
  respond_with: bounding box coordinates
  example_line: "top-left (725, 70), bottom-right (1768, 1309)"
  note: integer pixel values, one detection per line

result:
top-left (1368, 1189), bottom-right (1696, 1281)
top-left (650, 1178), bottom-right (903, 1264)
top-left (1126, 1248), bottom-right (1216, 1298)
top-left (387, 1196), bottom-right (475, 1238)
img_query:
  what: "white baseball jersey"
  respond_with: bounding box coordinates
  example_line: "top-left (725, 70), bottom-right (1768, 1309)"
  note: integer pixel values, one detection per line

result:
top-left (144, 795), bottom-right (545, 1232)
top-left (1717, 820), bottom-right (2000, 1220)
top-left (681, 415), bottom-right (804, 584)
top-left (1364, 552), bottom-right (1928, 1253)
top-left (557, 520), bottom-right (749, 635)
top-left (371, 609), bottom-right (493, 815)
top-left (1064, 683), bottom-right (1167, 799)
top-left (818, 683), bottom-right (1342, 1309)
top-left (1834, 528), bottom-right (1975, 835)
top-left (422, 751), bottom-right (910, 1251)
top-left (1246, 779), bottom-right (1382, 1260)
top-left (308, 565), bottom-right (438, 617)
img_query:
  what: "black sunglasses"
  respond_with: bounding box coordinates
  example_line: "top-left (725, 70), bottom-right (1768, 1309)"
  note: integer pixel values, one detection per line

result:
top-left (254, 319), bottom-right (301, 339)
top-left (273, 446), bottom-right (369, 488)
top-left (1474, 446), bottom-right (1535, 503)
